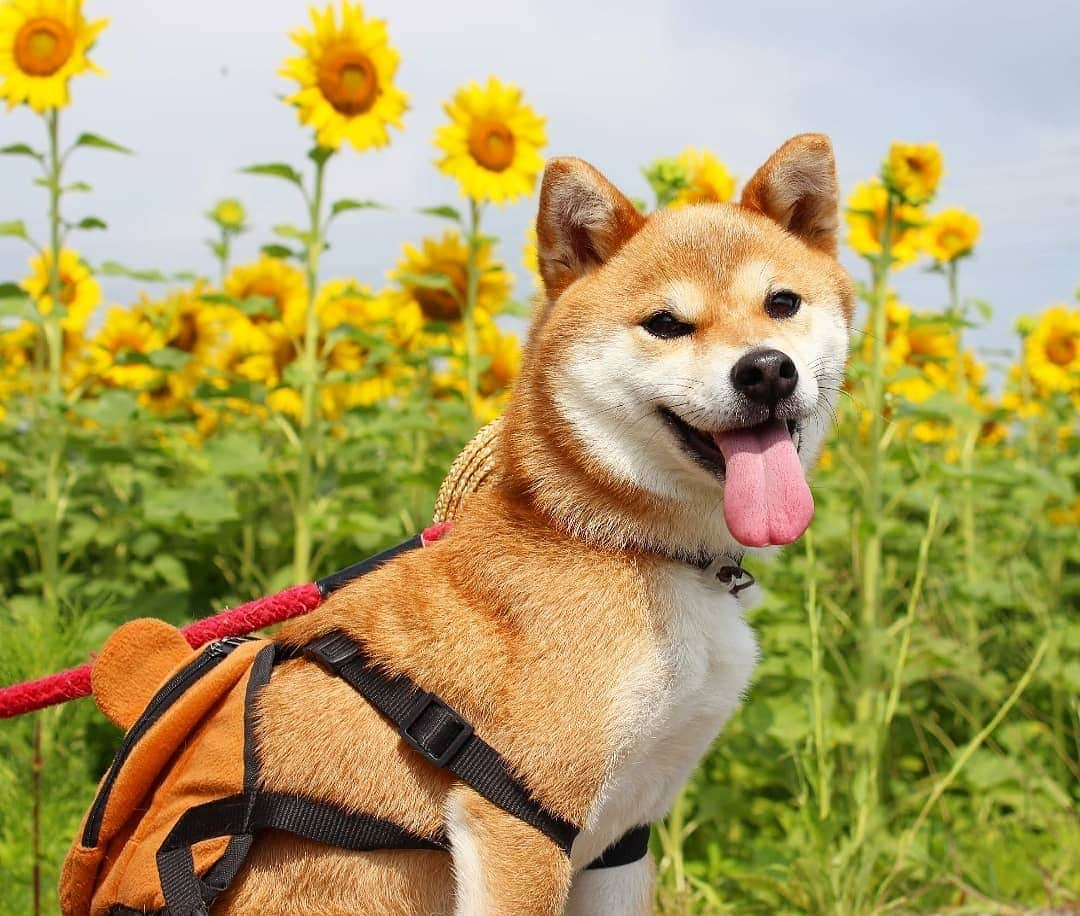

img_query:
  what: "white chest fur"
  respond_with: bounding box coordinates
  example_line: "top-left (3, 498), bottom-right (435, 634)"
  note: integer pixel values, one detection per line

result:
top-left (571, 563), bottom-right (760, 868)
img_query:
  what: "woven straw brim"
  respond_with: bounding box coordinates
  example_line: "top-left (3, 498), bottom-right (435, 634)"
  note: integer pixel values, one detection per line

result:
top-left (432, 418), bottom-right (502, 524)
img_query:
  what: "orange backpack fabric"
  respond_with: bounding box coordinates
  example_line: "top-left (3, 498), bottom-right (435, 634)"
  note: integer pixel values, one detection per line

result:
top-left (60, 619), bottom-right (272, 916)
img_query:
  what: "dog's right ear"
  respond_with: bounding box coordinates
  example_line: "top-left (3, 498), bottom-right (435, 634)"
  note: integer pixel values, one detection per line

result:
top-left (536, 157), bottom-right (645, 300)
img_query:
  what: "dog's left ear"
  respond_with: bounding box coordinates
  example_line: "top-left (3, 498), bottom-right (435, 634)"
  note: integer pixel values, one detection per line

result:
top-left (537, 157), bottom-right (645, 300)
top-left (741, 134), bottom-right (840, 257)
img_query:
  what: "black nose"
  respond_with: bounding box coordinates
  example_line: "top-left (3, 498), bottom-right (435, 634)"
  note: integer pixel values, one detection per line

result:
top-left (731, 348), bottom-right (798, 405)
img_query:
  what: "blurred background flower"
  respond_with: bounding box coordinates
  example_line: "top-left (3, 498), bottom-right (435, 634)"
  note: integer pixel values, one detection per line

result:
top-left (0, 0), bottom-right (107, 111)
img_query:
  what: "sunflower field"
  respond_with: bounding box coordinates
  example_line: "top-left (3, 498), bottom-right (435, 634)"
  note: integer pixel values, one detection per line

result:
top-left (0, 2), bottom-right (1077, 914)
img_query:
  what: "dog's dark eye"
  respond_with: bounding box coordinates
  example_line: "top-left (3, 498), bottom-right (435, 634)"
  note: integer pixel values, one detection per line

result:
top-left (642, 311), bottom-right (694, 339)
top-left (766, 290), bottom-right (801, 319)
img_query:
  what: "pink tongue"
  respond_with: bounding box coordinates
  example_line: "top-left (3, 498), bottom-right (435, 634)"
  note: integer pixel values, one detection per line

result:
top-left (714, 421), bottom-right (814, 548)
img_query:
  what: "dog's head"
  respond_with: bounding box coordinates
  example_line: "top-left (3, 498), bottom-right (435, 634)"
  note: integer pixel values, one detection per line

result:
top-left (503, 134), bottom-right (854, 558)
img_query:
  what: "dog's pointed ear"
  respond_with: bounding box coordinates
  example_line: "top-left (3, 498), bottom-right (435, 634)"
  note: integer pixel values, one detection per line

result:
top-left (741, 134), bottom-right (840, 257)
top-left (537, 157), bottom-right (645, 299)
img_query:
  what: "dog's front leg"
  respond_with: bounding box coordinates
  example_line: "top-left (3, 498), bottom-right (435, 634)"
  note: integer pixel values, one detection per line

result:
top-left (445, 787), bottom-right (573, 916)
top-left (563, 857), bottom-right (654, 916)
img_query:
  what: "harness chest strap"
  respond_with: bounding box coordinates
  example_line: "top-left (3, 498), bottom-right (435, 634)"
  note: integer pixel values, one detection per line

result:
top-left (303, 631), bottom-right (579, 850)
top-left (301, 630), bottom-right (650, 865)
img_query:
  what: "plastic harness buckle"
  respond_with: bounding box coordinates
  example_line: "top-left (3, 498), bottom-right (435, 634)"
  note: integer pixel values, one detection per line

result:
top-left (399, 692), bottom-right (474, 767)
top-left (304, 631), bottom-right (360, 668)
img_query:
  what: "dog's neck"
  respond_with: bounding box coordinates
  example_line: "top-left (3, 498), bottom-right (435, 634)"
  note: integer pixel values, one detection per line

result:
top-left (497, 391), bottom-right (745, 567)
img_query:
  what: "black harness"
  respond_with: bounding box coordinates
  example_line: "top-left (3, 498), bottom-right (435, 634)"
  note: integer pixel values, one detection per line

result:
top-left (123, 535), bottom-right (653, 915)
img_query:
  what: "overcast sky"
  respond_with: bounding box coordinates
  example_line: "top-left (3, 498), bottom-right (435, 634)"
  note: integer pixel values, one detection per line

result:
top-left (2, 0), bottom-right (1078, 367)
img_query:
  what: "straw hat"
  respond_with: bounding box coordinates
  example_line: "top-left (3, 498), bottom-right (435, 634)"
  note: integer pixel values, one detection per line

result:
top-left (432, 417), bottom-right (503, 524)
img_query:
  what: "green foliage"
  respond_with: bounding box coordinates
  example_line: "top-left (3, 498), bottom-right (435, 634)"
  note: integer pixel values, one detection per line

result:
top-left (653, 370), bottom-right (1079, 915)
top-left (0, 387), bottom-right (479, 914)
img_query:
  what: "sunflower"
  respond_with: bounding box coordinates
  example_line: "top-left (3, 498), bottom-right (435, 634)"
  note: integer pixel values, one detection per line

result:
top-left (667, 147), bottom-right (736, 209)
top-left (389, 230), bottom-right (511, 326)
top-left (885, 142), bottom-right (943, 205)
top-left (20, 247), bottom-right (100, 333)
top-left (87, 306), bottom-right (166, 391)
top-left (845, 179), bottom-right (925, 268)
top-left (209, 198), bottom-right (247, 231)
top-left (223, 255), bottom-right (307, 373)
top-left (922, 207), bottom-right (980, 263)
top-left (280, 1), bottom-right (408, 153)
top-left (1024, 304), bottom-right (1080, 395)
top-left (434, 76), bottom-right (547, 204)
top-left (224, 256), bottom-right (307, 336)
top-left (316, 279), bottom-right (402, 412)
top-left (213, 312), bottom-right (281, 387)
top-left (317, 277), bottom-right (382, 333)
top-left (0, 0), bottom-right (107, 112)
top-left (267, 386), bottom-right (304, 421)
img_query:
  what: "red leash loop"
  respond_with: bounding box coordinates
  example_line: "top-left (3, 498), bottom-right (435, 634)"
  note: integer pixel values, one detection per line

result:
top-left (0, 583), bottom-right (322, 720)
top-left (0, 523), bottom-right (452, 720)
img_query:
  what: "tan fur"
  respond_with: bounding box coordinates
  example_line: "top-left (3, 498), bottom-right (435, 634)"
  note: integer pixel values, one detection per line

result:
top-left (221, 134), bottom-right (853, 914)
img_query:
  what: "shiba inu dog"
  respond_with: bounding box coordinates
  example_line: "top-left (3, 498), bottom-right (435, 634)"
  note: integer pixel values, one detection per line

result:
top-left (224, 133), bottom-right (854, 915)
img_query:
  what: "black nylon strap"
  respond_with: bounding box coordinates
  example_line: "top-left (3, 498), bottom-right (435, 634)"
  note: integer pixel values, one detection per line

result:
top-left (304, 630), bottom-right (580, 855)
top-left (315, 535), bottom-right (423, 598)
top-left (157, 791), bottom-right (444, 914)
top-left (585, 824), bottom-right (651, 869)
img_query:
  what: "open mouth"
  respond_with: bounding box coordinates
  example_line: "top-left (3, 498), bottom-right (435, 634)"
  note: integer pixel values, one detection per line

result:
top-left (659, 408), bottom-right (800, 480)
top-left (658, 407), bottom-right (813, 548)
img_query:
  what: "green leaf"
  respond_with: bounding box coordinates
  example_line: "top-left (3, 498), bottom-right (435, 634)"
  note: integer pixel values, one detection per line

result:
top-left (260, 244), bottom-right (297, 260)
top-left (75, 389), bottom-right (138, 424)
top-left (64, 181), bottom-right (93, 193)
top-left (395, 271), bottom-right (460, 296)
top-left (308, 146), bottom-right (334, 167)
top-left (0, 143), bottom-right (43, 161)
top-left (330, 198), bottom-right (385, 218)
top-left (75, 216), bottom-right (107, 231)
top-left (113, 351), bottom-right (151, 366)
top-left (233, 295), bottom-right (278, 318)
top-left (418, 205), bottom-right (463, 223)
top-left (0, 282), bottom-right (32, 320)
top-left (272, 224), bottom-right (311, 242)
top-left (147, 347), bottom-right (191, 372)
top-left (241, 162), bottom-right (303, 187)
top-left (207, 240), bottom-right (227, 259)
top-left (98, 261), bottom-right (194, 283)
top-left (199, 293), bottom-right (237, 306)
top-left (73, 132), bottom-right (133, 155)
top-left (0, 220), bottom-right (29, 240)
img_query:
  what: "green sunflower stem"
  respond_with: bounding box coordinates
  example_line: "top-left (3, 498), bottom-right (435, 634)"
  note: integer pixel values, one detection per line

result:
top-left (217, 225), bottom-right (230, 286)
top-left (41, 107), bottom-right (67, 614)
top-left (463, 199), bottom-right (482, 417)
top-left (31, 105), bottom-right (67, 916)
top-left (948, 258), bottom-right (982, 699)
top-left (293, 150), bottom-right (330, 585)
top-left (854, 190), bottom-right (896, 852)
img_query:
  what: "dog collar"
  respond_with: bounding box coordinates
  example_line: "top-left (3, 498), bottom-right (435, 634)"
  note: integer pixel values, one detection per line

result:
top-left (643, 545), bottom-right (756, 596)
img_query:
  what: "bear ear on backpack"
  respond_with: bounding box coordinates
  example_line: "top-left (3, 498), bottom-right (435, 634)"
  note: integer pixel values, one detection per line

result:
top-left (92, 619), bottom-right (195, 731)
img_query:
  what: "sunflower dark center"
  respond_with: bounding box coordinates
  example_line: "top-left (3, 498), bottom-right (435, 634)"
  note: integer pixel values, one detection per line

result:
top-left (172, 311), bottom-right (199, 352)
top-left (318, 46), bottom-right (378, 116)
top-left (468, 119), bottom-right (515, 172)
top-left (1047, 335), bottom-right (1076, 366)
top-left (58, 273), bottom-right (78, 306)
top-left (413, 260), bottom-right (466, 322)
top-left (245, 279), bottom-right (285, 323)
top-left (15, 17), bottom-right (74, 77)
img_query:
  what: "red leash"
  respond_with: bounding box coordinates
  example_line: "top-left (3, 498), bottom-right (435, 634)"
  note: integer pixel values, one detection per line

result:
top-left (0, 523), bottom-right (453, 720)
